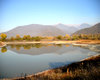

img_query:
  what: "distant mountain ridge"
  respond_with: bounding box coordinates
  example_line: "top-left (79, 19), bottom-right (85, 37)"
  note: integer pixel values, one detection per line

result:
top-left (77, 23), bottom-right (91, 29)
top-left (1, 23), bottom-right (91, 38)
top-left (4, 24), bottom-right (66, 38)
top-left (55, 23), bottom-right (78, 34)
top-left (73, 23), bottom-right (100, 35)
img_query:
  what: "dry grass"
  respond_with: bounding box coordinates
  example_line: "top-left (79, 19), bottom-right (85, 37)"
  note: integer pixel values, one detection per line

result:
top-left (3, 40), bottom-right (100, 46)
top-left (75, 40), bottom-right (100, 44)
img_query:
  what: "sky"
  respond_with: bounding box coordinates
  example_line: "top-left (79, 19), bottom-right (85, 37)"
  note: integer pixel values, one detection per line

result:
top-left (0, 0), bottom-right (100, 32)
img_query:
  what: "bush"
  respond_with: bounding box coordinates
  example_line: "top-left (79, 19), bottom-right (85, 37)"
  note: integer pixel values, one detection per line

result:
top-left (34, 36), bottom-right (41, 41)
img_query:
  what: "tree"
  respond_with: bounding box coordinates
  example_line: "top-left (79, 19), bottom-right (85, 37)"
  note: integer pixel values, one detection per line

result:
top-left (56, 35), bottom-right (63, 40)
top-left (97, 34), bottom-right (100, 40)
top-left (27, 35), bottom-right (31, 40)
top-left (23, 35), bottom-right (27, 40)
top-left (65, 34), bottom-right (71, 40)
top-left (0, 33), bottom-right (7, 41)
top-left (10, 36), bottom-right (15, 41)
top-left (72, 35), bottom-right (79, 40)
top-left (34, 36), bottom-right (41, 41)
top-left (16, 34), bottom-right (21, 40)
top-left (23, 35), bottom-right (31, 40)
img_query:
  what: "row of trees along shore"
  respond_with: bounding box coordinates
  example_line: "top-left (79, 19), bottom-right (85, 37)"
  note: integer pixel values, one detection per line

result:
top-left (0, 33), bottom-right (100, 41)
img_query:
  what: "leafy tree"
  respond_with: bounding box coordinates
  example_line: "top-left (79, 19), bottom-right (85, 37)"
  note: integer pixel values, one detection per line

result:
top-left (65, 34), bottom-right (71, 40)
top-left (56, 35), bottom-right (63, 40)
top-left (23, 35), bottom-right (31, 40)
top-left (72, 35), bottom-right (79, 40)
top-left (23, 35), bottom-right (27, 40)
top-left (10, 36), bottom-right (15, 41)
top-left (34, 36), bottom-right (41, 41)
top-left (0, 33), bottom-right (7, 41)
top-left (97, 34), bottom-right (100, 40)
top-left (27, 35), bottom-right (31, 40)
top-left (16, 34), bottom-right (21, 40)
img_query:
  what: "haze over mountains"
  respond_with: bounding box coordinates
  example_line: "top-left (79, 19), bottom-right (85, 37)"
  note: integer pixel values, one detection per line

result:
top-left (1, 23), bottom-right (95, 38)
top-left (55, 23), bottom-right (78, 34)
top-left (73, 23), bottom-right (100, 35)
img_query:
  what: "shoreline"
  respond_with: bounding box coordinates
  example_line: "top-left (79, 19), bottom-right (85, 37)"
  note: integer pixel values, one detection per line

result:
top-left (3, 54), bottom-right (100, 80)
top-left (0, 40), bottom-right (100, 47)
top-left (1, 40), bottom-right (100, 80)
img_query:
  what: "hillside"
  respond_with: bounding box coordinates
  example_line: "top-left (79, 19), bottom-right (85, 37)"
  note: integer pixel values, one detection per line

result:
top-left (55, 23), bottom-right (78, 34)
top-left (73, 23), bottom-right (100, 35)
top-left (0, 23), bottom-right (92, 38)
top-left (78, 23), bottom-right (91, 29)
top-left (3, 24), bottom-right (66, 38)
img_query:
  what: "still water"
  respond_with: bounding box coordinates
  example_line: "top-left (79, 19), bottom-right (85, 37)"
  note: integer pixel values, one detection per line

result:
top-left (0, 44), bottom-right (99, 78)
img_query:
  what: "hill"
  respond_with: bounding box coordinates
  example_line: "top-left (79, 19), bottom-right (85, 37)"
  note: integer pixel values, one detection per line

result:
top-left (0, 23), bottom-right (92, 38)
top-left (55, 23), bottom-right (78, 34)
top-left (73, 23), bottom-right (100, 35)
top-left (3, 24), bottom-right (66, 38)
top-left (78, 23), bottom-right (91, 29)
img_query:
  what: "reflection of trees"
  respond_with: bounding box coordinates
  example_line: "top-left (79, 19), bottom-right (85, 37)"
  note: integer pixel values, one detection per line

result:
top-left (8, 44), bottom-right (67, 50)
top-left (1, 47), bottom-right (7, 53)
top-left (15, 45), bottom-right (22, 50)
top-left (10, 44), bottom-right (15, 49)
top-left (34, 44), bottom-right (42, 48)
top-left (66, 44), bottom-right (70, 47)
top-left (55, 44), bottom-right (62, 47)
top-left (23, 45), bottom-right (32, 50)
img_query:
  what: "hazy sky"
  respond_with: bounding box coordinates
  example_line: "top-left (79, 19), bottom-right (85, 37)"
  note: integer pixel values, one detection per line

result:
top-left (0, 0), bottom-right (100, 32)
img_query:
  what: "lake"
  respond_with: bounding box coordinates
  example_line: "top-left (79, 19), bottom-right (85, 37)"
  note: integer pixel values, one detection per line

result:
top-left (0, 43), bottom-right (99, 79)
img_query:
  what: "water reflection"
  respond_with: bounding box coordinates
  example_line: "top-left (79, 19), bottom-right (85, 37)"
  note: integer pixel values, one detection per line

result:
top-left (0, 44), bottom-right (95, 56)
top-left (0, 44), bottom-right (66, 53)
top-left (49, 61), bottom-right (71, 69)
top-left (8, 43), bottom-right (64, 49)
top-left (1, 47), bottom-right (7, 53)
top-left (0, 44), bottom-right (98, 78)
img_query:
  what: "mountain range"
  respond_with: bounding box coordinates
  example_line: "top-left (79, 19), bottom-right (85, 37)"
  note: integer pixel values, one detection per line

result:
top-left (1, 23), bottom-right (98, 38)
top-left (73, 23), bottom-right (100, 35)
top-left (4, 24), bottom-right (66, 38)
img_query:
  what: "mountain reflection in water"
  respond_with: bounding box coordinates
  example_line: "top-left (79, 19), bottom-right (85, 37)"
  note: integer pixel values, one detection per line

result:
top-left (1, 44), bottom-right (70, 55)
top-left (0, 43), bottom-right (98, 78)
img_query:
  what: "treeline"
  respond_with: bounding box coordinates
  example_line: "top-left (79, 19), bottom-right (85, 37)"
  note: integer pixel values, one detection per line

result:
top-left (0, 34), bottom-right (43, 41)
top-left (0, 33), bottom-right (100, 41)
top-left (53, 34), bottom-right (100, 40)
